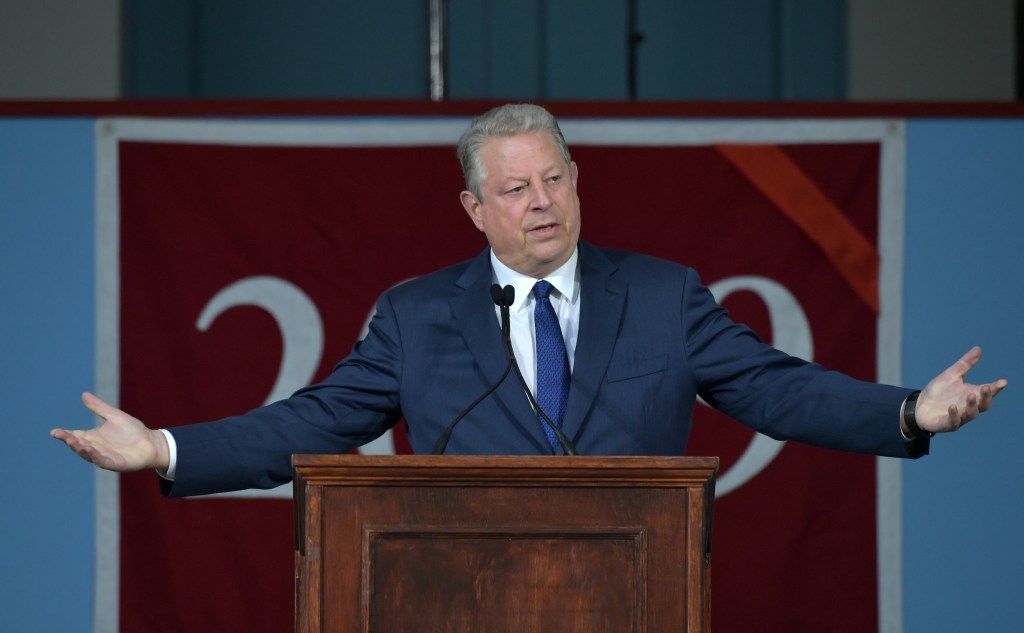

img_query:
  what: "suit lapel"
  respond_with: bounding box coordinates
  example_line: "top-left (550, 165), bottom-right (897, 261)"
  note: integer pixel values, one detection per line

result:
top-left (562, 243), bottom-right (626, 444)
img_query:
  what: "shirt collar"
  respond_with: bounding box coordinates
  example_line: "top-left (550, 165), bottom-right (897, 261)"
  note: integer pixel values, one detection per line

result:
top-left (490, 247), bottom-right (580, 313)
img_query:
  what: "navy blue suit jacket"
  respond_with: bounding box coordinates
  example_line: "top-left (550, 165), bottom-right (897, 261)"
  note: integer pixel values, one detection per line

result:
top-left (164, 242), bottom-right (924, 497)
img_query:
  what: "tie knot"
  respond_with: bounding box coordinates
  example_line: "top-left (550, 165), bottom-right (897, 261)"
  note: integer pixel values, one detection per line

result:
top-left (532, 280), bottom-right (554, 301)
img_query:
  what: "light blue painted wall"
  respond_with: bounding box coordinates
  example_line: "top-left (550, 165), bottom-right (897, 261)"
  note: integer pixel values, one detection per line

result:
top-left (1, 116), bottom-right (1020, 632)
top-left (902, 120), bottom-right (1024, 633)
top-left (0, 119), bottom-right (97, 632)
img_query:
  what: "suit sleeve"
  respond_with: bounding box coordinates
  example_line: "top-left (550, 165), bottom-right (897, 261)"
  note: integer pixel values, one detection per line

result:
top-left (681, 269), bottom-right (927, 459)
top-left (160, 291), bottom-right (407, 497)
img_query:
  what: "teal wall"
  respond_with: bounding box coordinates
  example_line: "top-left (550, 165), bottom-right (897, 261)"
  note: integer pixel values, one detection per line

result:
top-left (123, 0), bottom-right (845, 100)
top-left (1, 114), bottom-right (1021, 632)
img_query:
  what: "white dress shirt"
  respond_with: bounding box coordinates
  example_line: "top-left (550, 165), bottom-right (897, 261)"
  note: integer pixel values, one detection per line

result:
top-left (489, 247), bottom-right (581, 398)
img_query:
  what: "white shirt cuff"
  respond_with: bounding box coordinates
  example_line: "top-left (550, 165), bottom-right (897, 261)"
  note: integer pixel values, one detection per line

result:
top-left (157, 429), bottom-right (178, 480)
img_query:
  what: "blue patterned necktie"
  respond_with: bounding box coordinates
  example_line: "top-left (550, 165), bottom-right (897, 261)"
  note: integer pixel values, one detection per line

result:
top-left (533, 280), bottom-right (570, 453)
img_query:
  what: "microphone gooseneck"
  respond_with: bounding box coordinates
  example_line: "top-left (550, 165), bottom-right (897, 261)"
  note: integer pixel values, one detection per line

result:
top-left (431, 283), bottom-right (579, 456)
top-left (509, 342), bottom-right (579, 457)
top-left (501, 286), bottom-right (578, 456)
top-left (431, 284), bottom-right (516, 455)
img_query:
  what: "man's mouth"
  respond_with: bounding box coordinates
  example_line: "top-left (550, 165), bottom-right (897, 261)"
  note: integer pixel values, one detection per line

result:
top-left (530, 223), bottom-right (558, 234)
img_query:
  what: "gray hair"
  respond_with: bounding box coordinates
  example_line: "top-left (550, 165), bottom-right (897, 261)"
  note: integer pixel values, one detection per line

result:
top-left (457, 103), bottom-right (572, 199)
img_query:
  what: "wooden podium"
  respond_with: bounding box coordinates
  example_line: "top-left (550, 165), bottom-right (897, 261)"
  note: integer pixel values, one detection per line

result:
top-left (293, 455), bottom-right (717, 633)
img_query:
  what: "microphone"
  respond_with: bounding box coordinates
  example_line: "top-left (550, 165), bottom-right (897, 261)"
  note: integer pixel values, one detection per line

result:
top-left (431, 284), bottom-right (578, 456)
top-left (431, 284), bottom-right (516, 454)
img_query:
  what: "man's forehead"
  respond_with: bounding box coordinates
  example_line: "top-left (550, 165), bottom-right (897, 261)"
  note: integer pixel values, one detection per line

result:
top-left (480, 132), bottom-right (565, 178)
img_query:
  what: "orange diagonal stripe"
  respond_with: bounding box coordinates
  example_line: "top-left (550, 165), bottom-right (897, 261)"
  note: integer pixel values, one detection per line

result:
top-left (715, 144), bottom-right (880, 314)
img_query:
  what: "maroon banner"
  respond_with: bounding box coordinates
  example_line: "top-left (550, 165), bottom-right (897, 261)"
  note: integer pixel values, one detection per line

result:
top-left (114, 127), bottom-right (884, 632)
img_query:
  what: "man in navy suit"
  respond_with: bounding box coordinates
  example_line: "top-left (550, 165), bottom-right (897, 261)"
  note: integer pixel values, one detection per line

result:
top-left (52, 104), bottom-right (1007, 497)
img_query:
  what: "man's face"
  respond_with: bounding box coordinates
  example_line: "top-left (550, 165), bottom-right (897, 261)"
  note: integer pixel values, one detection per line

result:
top-left (461, 131), bottom-right (581, 279)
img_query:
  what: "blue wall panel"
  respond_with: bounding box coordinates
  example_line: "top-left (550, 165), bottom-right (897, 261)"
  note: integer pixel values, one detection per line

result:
top-left (0, 119), bottom-right (96, 632)
top-left (902, 120), bottom-right (1024, 633)
top-left (125, 0), bottom-right (429, 98)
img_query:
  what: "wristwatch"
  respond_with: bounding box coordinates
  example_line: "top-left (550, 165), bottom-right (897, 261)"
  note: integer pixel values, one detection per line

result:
top-left (903, 391), bottom-right (934, 439)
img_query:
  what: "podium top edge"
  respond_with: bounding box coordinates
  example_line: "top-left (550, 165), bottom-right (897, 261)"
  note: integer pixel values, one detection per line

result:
top-left (291, 454), bottom-right (719, 479)
top-left (294, 454), bottom-right (716, 466)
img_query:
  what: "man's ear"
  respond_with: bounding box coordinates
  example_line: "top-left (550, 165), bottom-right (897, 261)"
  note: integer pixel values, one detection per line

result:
top-left (570, 161), bottom-right (579, 185)
top-left (460, 190), bottom-right (485, 232)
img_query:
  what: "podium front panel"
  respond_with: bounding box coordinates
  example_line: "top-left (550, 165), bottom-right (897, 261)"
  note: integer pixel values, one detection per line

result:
top-left (294, 455), bottom-right (716, 633)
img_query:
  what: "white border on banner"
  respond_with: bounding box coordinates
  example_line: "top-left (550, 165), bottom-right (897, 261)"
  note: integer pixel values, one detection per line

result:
top-left (94, 116), bottom-right (905, 633)
top-left (94, 119), bottom-right (121, 633)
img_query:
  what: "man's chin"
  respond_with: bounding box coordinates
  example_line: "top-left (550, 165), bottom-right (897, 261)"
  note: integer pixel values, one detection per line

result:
top-left (527, 244), bottom-right (574, 275)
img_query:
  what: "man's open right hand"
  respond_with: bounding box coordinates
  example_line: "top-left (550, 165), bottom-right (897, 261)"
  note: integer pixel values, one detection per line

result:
top-left (50, 392), bottom-right (170, 472)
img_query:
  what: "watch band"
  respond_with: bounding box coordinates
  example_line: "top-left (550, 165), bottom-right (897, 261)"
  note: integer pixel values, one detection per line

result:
top-left (903, 390), bottom-right (934, 439)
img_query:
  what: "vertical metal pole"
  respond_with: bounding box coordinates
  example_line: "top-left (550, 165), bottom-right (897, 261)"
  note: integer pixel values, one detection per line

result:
top-left (429, 0), bottom-right (446, 101)
top-left (627, 0), bottom-right (644, 100)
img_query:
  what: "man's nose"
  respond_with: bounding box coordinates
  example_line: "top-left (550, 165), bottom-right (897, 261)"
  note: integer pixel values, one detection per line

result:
top-left (529, 179), bottom-right (552, 209)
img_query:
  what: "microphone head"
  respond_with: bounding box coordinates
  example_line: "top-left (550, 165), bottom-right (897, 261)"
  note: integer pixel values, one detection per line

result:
top-left (490, 284), bottom-right (516, 308)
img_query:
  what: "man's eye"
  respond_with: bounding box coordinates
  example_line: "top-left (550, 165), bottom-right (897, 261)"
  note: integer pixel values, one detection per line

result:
top-left (506, 186), bottom-right (525, 194)
top-left (549, 175), bottom-right (561, 184)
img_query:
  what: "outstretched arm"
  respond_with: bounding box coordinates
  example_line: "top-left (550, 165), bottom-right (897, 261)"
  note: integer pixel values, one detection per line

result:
top-left (907, 346), bottom-right (1008, 437)
top-left (50, 392), bottom-right (170, 472)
